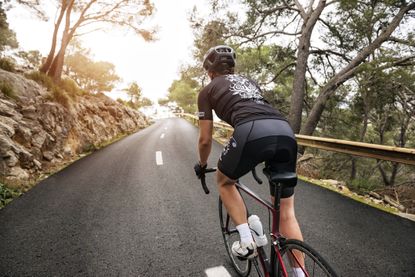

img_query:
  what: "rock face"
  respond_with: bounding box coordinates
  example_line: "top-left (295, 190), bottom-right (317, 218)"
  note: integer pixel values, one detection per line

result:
top-left (0, 69), bottom-right (148, 188)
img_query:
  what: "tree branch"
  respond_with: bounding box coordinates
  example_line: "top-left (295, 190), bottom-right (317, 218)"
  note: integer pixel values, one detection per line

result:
top-left (310, 48), bottom-right (351, 62)
top-left (388, 36), bottom-right (415, 47)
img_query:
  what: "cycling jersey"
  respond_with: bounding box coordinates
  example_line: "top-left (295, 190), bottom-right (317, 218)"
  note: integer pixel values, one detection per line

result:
top-left (197, 74), bottom-right (286, 126)
top-left (197, 74), bottom-right (297, 198)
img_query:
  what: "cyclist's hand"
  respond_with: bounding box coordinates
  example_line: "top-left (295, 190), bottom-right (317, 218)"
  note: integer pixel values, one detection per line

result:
top-left (194, 162), bottom-right (207, 179)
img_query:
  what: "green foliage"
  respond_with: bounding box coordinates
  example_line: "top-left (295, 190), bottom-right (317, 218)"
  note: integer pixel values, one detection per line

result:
top-left (59, 78), bottom-right (84, 98)
top-left (0, 57), bottom-right (16, 72)
top-left (25, 71), bottom-right (55, 90)
top-left (0, 80), bottom-right (15, 99)
top-left (139, 97), bottom-right (153, 107)
top-left (0, 182), bottom-right (21, 209)
top-left (17, 50), bottom-right (42, 69)
top-left (123, 82), bottom-right (142, 103)
top-left (168, 79), bottom-right (197, 113)
top-left (158, 98), bottom-right (169, 105)
top-left (64, 42), bottom-right (120, 93)
top-left (349, 178), bottom-right (381, 193)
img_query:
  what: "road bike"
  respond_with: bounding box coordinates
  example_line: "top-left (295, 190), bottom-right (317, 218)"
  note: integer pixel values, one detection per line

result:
top-left (199, 167), bottom-right (338, 277)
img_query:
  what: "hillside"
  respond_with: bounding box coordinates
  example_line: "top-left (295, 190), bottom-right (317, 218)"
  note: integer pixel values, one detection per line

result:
top-left (0, 69), bottom-right (148, 192)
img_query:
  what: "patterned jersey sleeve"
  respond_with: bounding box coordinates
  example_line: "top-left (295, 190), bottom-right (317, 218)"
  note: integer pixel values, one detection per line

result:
top-left (197, 87), bottom-right (213, 120)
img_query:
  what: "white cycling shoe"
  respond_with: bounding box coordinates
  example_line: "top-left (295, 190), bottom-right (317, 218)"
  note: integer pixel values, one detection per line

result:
top-left (231, 241), bottom-right (257, 260)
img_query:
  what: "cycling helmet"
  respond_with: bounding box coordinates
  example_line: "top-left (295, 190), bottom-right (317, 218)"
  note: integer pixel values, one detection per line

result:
top-left (203, 45), bottom-right (236, 71)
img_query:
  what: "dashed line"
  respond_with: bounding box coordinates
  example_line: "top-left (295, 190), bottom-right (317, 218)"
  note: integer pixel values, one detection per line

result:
top-left (160, 133), bottom-right (165, 139)
top-left (205, 266), bottom-right (231, 277)
top-left (155, 151), bottom-right (163, 165)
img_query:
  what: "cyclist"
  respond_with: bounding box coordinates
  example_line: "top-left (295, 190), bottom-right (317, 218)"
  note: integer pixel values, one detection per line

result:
top-left (194, 45), bottom-right (304, 263)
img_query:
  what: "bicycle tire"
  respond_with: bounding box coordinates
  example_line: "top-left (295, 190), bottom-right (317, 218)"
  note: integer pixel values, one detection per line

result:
top-left (218, 197), bottom-right (251, 277)
top-left (278, 239), bottom-right (338, 277)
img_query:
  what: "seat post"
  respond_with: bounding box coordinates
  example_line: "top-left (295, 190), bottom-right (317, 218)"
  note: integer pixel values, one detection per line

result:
top-left (272, 182), bottom-right (282, 235)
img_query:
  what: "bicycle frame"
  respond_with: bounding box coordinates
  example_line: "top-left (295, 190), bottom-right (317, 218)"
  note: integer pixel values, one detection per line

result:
top-left (234, 180), bottom-right (292, 277)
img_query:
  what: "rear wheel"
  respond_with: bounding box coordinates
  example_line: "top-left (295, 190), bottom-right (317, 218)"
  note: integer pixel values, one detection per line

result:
top-left (218, 197), bottom-right (251, 277)
top-left (279, 239), bottom-right (338, 277)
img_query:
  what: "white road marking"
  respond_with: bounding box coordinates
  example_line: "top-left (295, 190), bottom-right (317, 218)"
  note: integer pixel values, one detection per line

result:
top-left (160, 133), bottom-right (165, 139)
top-left (205, 266), bottom-right (231, 277)
top-left (155, 151), bottom-right (163, 165)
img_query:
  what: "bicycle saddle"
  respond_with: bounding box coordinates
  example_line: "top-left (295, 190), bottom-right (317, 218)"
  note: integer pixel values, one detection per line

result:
top-left (263, 169), bottom-right (297, 187)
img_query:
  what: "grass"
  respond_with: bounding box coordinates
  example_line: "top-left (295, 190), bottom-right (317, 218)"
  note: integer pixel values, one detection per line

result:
top-left (0, 57), bottom-right (16, 72)
top-left (0, 182), bottom-right (22, 209)
top-left (0, 80), bottom-right (16, 99)
top-left (299, 175), bottom-right (397, 214)
top-left (25, 71), bottom-right (74, 109)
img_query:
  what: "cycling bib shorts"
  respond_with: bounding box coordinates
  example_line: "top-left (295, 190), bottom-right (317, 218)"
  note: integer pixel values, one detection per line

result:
top-left (218, 119), bottom-right (298, 198)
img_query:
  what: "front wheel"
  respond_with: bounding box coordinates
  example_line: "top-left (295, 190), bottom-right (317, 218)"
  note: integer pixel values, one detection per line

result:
top-left (218, 197), bottom-right (251, 277)
top-left (279, 239), bottom-right (338, 277)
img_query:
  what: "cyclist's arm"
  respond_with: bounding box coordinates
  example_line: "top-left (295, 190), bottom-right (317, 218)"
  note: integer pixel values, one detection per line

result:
top-left (198, 120), bottom-right (213, 166)
top-left (197, 86), bottom-right (213, 166)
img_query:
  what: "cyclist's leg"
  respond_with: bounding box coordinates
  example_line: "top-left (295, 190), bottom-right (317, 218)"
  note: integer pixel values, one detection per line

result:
top-left (217, 122), bottom-right (258, 259)
top-left (216, 169), bottom-right (246, 226)
top-left (279, 195), bottom-right (304, 243)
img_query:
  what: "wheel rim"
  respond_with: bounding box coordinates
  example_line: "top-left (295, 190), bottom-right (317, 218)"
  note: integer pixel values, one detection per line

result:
top-left (280, 241), bottom-right (336, 277)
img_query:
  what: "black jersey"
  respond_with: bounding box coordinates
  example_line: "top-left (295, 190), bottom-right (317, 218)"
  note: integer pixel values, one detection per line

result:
top-left (197, 74), bottom-right (286, 127)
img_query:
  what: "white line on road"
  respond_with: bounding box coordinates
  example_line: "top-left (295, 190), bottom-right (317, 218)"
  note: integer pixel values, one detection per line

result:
top-left (160, 133), bottom-right (165, 139)
top-left (205, 266), bottom-right (231, 277)
top-left (155, 151), bottom-right (163, 165)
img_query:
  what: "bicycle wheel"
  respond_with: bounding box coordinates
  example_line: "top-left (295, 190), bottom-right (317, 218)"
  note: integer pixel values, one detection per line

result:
top-left (279, 239), bottom-right (338, 277)
top-left (218, 197), bottom-right (251, 277)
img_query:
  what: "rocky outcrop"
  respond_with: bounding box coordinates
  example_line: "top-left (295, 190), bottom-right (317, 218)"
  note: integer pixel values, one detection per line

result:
top-left (0, 69), bottom-right (148, 188)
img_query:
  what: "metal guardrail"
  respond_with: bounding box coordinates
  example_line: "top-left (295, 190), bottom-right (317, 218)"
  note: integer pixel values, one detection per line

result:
top-left (178, 113), bottom-right (415, 166)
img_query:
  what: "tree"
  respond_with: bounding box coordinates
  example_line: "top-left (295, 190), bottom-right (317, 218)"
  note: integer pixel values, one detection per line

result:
top-left (158, 98), bottom-right (169, 106)
top-left (33, 0), bottom-right (156, 82)
top-left (17, 50), bottom-right (42, 68)
top-left (123, 82), bottom-right (142, 104)
top-left (168, 79), bottom-right (198, 113)
top-left (201, 0), bottom-right (415, 135)
top-left (0, 2), bottom-right (18, 53)
top-left (64, 44), bottom-right (120, 93)
top-left (139, 97), bottom-right (152, 107)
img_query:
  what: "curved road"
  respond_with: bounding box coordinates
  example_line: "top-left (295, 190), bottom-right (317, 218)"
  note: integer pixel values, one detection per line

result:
top-left (1, 118), bottom-right (414, 276)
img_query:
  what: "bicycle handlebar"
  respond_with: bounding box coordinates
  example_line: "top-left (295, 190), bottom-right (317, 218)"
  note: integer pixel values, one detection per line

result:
top-left (200, 168), bottom-right (217, 194)
top-left (199, 167), bottom-right (263, 194)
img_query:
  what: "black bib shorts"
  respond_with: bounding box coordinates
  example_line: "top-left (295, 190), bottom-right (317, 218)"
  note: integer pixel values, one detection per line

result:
top-left (218, 119), bottom-right (298, 198)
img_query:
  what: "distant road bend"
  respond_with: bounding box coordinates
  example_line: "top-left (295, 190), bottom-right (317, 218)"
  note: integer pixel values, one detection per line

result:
top-left (1, 117), bottom-right (414, 276)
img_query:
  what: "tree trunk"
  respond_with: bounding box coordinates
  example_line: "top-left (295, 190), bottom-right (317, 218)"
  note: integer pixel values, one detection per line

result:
top-left (288, 0), bottom-right (326, 134)
top-left (48, 44), bottom-right (68, 82)
top-left (47, 0), bottom-right (75, 81)
top-left (300, 2), bottom-right (415, 136)
top-left (39, 1), bottom-right (68, 73)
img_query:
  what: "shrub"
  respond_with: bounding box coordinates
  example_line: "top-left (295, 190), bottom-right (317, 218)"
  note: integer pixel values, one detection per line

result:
top-left (0, 57), bottom-right (16, 72)
top-left (25, 71), bottom-right (72, 109)
top-left (349, 178), bottom-right (381, 193)
top-left (52, 87), bottom-right (71, 109)
top-left (59, 78), bottom-right (84, 98)
top-left (0, 80), bottom-right (16, 99)
top-left (0, 182), bottom-right (21, 209)
top-left (25, 71), bottom-right (55, 91)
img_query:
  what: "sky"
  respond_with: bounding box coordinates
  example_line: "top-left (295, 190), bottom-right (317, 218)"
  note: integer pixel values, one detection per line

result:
top-left (7, 0), bottom-right (211, 102)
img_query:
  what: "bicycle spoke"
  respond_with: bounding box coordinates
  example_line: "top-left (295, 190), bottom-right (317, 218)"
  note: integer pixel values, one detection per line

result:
top-left (280, 239), bottom-right (338, 277)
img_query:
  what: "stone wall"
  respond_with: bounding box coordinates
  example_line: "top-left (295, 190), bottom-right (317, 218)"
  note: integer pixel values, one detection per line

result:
top-left (0, 69), bottom-right (148, 189)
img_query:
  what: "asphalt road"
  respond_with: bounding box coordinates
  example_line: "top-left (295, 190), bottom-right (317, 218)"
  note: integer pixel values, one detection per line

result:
top-left (1, 118), bottom-right (414, 276)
